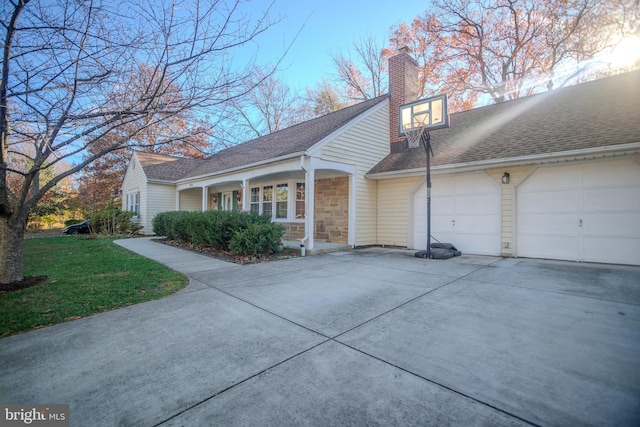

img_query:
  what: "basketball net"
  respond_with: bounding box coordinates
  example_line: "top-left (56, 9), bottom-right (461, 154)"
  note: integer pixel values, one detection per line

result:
top-left (404, 123), bottom-right (425, 149)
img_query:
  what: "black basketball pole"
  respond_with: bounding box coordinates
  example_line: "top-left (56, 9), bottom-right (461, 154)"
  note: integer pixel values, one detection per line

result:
top-left (414, 130), bottom-right (433, 259)
top-left (423, 131), bottom-right (432, 258)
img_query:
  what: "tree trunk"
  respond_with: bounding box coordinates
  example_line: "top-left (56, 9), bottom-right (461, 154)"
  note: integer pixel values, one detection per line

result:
top-left (0, 215), bottom-right (26, 284)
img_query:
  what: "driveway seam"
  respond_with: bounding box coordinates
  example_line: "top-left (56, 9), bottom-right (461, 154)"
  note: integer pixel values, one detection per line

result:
top-left (154, 339), bottom-right (331, 426)
top-left (161, 259), bottom-right (516, 426)
top-left (333, 339), bottom-right (542, 427)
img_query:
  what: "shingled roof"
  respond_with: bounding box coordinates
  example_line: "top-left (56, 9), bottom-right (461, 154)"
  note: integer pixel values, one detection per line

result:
top-left (169, 95), bottom-right (388, 181)
top-left (136, 152), bottom-right (205, 181)
top-left (368, 70), bottom-right (640, 175)
top-left (135, 96), bottom-right (387, 182)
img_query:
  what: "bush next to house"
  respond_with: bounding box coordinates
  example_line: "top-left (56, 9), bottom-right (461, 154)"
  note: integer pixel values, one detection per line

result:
top-left (229, 222), bottom-right (285, 256)
top-left (87, 209), bottom-right (142, 235)
top-left (152, 210), bottom-right (283, 256)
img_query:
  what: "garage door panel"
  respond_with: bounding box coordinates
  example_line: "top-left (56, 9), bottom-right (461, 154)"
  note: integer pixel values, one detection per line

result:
top-left (518, 190), bottom-right (578, 213)
top-left (583, 187), bottom-right (640, 211)
top-left (520, 165), bottom-right (579, 189)
top-left (453, 174), bottom-right (498, 193)
top-left (456, 195), bottom-right (501, 214)
top-left (584, 237), bottom-right (640, 265)
top-left (454, 234), bottom-right (501, 255)
top-left (584, 212), bottom-right (640, 237)
top-left (431, 196), bottom-right (455, 215)
top-left (582, 161), bottom-right (640, 186)
top-left (517, 159), bottom-right (640, 265)
top-left (456, 214), bottom-right (501, 234)
top-left (519, 213), bottom-right (579, 234)
top-left (431, 178), bottom-right (455, 196)
top-left (518, 234), bottom-right (579, 260)
top-left (430, 216), bottom-right (453, 233)
top-left (413, 173), bottom-right (501, 255)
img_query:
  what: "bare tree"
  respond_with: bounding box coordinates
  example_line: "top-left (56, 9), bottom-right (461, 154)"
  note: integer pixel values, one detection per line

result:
top-left (226, 68), bottom-right (304, 142)
top-left (304, 79), bottom-right (349, 117)
top-left (389, 0), bottom-right (635, 106)
top-left (331, 34), bottom-right (387, 102)
top-left (0, 0), bottom-right (281, 284)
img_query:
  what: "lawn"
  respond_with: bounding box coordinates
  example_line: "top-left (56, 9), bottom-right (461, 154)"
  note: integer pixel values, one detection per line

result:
top-left (0, 236), bottom-right (188, 337)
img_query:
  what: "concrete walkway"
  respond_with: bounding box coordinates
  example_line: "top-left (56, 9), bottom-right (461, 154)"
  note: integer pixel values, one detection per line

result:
top-left (1, 237), bottom-right (639, 426)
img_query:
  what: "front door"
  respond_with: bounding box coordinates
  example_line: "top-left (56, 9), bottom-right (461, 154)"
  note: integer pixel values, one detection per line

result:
top-left (222, 192), bottom-right (233, 211)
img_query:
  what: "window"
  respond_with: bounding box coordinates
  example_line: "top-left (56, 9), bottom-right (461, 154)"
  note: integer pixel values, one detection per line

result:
top-left (262, 185), bottom-right (273, 218)
top-left (296, 183), bottom-right (305, 219)
top-left (249, 181), bottom-right (305, 221)
top-left (276, 184), bottom-right (288, 219)
top-left (250, 187), bottom-right (260, 214)
top-left (126, 192), bottom-right (140, 217)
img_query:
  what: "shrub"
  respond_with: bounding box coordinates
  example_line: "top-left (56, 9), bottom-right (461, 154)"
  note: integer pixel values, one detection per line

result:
top-left (152, 210), bottom-right (281, 255)
top-left (229, 222), bottom-right (285, 256)
top-left (86, 209), bottom-right (140, 235)
top-left (64, 219), bottom-right (84, 227)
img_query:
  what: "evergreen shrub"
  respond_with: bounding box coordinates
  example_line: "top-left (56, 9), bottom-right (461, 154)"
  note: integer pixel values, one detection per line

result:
top-left (152, 210), bottom-right (282, 256)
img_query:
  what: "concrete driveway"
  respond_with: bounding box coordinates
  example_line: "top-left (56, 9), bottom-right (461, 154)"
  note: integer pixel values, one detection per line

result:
top-left (1, 238), bottom-right (639, 426)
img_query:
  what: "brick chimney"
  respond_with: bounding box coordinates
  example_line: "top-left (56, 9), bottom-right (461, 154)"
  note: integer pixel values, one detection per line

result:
top-left (389, 47), bottom-right (420, 153)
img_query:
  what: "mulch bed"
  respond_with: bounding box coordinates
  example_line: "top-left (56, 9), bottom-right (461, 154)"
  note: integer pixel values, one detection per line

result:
top-left (156, 238), bottom-right (299, 265)
top-left (0, 275), bottom-right (49, 294)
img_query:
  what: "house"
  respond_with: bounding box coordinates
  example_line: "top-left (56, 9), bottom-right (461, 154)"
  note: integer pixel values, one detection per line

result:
top-left (121, 49), bottom-right (640, 266)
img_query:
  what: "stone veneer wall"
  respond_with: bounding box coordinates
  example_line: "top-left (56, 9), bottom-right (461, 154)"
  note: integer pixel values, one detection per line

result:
top-left (282, 222), bottom-right (305, 241)
top-left (314, 176), bottom-right (349, 243)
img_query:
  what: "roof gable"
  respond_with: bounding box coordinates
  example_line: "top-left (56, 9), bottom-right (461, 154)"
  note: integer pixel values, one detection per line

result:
top-left (131, 96), bottom-right (389, 183)
top-left (369, 70), bottom-right (640, 175)
top-left (180, 95), bottom-right (388, 180)
top-left (135, 152), bottom-right (205, 181)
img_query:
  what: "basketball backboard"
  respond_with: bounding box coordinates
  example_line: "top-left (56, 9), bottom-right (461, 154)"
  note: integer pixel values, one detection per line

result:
top-left (398, 94), bottom-right (449, 135)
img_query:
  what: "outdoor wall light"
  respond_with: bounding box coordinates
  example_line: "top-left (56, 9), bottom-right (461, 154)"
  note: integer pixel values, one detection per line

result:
top-left (502, 172), bottom-right (510, 184)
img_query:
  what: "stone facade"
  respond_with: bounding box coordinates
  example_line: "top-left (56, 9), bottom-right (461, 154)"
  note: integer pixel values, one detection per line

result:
top-left (314, 176), bottom-right (349, 243)
top-left (282, 222), bottom-right (305, 241)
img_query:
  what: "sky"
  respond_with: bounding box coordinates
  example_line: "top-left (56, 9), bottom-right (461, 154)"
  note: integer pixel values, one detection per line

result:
top-left (241, 0), bottom-right (430, 91)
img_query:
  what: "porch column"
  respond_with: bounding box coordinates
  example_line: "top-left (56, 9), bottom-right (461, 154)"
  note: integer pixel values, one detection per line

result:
top-left (201, 186), bottom-right (208, 212)
top-left (305, 167), bottom-right (315, 250)
top-left (348, 173), bottom-right (356, 247)
top-left (242, 179), bottom-right (250, 211)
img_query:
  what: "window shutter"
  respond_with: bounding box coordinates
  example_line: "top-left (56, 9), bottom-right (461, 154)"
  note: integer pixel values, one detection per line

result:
top-left (232, 190), bottom-right (238, 211)
top-left (217, 192), bottom-right (222, 210)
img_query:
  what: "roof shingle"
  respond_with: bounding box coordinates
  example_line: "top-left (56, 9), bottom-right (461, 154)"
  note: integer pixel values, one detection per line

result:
top-left (136, 152), bottom-right (205, 181)
top-left (369, 70), bottom-right (640, 175)
top-left (180, 95), bottom-right (388, 180)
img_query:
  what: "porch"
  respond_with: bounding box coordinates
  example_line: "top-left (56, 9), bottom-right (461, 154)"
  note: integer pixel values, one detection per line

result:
top-left (175, 156), bottom-right (357, 253)
top-left (282, 239), bottom-right (352, 256)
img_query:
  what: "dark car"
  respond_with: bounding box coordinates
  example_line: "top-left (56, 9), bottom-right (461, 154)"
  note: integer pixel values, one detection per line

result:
top-left (62, 220), bottom-right (91, 235)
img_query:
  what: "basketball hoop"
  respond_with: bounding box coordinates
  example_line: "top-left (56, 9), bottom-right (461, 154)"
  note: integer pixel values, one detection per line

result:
top-left (404, 123), bottom-right (425, 149)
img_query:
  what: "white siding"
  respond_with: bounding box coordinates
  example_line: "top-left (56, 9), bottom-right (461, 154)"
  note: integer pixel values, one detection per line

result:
top-left (321, 102), bottom-right (390, 246)
top-left (145, 183), bottom-right (177, 234)
top-left (121, 154), bottom-right (148, 231)
top-left (179, 188), bottom-right (202, 211)
top-left (377, 176), bottom-right (421, 246)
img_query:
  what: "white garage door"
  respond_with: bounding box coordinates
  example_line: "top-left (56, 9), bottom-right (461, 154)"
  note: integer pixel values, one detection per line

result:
top-left (517, 159), bottom-right (640, 265)
top-left (413, 173), bottom-right (501, 255)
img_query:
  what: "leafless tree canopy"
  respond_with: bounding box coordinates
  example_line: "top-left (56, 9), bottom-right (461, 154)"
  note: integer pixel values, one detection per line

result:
top-left (0, 0), bottom-right (281, 283)
top-left (388, 0), bottom-right (639, 107)
top-left (331, 34), bottom-right (387, 102)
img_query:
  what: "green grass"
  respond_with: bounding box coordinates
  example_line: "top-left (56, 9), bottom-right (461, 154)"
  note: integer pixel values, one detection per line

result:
top-left (0, 236), bottom-right (188, 337)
